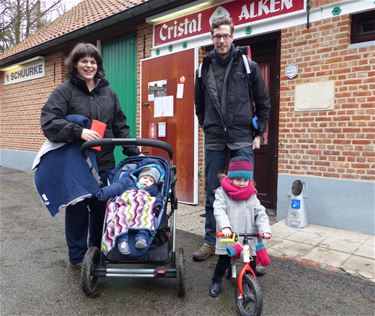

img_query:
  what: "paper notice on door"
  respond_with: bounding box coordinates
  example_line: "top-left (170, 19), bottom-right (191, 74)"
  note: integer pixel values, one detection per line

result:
top-left (154, 95), bottom-right (174, 117)
top-left (177, 83), bottom-right (184, 99)
top-left (158, 122), bottom-right (166, 137)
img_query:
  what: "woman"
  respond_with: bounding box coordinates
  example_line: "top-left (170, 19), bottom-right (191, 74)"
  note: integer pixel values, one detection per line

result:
top-left (41, 42), bottom-right (140, 268)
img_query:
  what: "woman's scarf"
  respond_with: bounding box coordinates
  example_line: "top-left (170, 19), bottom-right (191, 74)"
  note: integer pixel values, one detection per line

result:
top-left (221, 177), bottom-right (256, 201)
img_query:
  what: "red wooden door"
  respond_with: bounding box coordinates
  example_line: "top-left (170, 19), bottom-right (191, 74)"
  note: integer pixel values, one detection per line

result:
top-left (140, 49), bottom-right (196, 203)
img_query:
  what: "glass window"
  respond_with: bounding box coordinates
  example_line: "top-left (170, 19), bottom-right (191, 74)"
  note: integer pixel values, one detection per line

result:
top-left (351, 10), bottom-right (375, 44)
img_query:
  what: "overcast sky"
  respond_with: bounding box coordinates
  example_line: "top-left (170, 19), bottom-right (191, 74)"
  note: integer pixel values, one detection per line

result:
top-left (63, 0), bottom-right (82, 10)
top-left (48, 0), bottom-right (82, 21)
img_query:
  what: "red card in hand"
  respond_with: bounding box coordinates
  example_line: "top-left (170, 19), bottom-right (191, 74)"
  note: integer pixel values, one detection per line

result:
top-left (90, 119), bottom-right (106, 151)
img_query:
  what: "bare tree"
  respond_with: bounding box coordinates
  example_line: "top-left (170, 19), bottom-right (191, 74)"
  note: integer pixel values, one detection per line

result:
top-left (0, 0), bottom-right (67, 53)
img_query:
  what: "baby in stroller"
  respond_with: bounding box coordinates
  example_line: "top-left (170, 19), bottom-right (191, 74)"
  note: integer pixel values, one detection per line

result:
top-left (96, 160), bottom-right (164, 256)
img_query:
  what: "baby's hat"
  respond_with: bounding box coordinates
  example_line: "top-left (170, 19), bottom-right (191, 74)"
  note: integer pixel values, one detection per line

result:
top-left (139, 166), bottom-right (161, 183)
top-left (227, 156), bottom-right (253, 180)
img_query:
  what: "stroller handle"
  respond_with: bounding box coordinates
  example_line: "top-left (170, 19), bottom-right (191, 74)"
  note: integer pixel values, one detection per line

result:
top-left (81, 138), bottom-right (174, 160)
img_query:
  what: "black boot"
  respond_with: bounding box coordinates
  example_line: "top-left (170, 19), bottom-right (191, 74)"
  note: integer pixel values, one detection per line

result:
top-left (255, 265), bottom-right (267, 276)
top-left (208, 281), bottom-right (222, 297)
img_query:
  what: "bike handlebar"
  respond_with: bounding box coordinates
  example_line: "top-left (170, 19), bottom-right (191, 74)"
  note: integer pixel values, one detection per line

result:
top-left (216, 232), bottom-right (264, 239)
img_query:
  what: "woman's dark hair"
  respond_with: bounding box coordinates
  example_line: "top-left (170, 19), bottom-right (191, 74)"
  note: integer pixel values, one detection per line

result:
top-left (65, 42), bottom-right (104, 77)
top-left (210, 16), bottom-right (234, 35)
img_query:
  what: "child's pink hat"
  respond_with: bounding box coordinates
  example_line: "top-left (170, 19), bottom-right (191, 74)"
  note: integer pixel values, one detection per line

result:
top-left (227, 156), bottom-right (253, 180)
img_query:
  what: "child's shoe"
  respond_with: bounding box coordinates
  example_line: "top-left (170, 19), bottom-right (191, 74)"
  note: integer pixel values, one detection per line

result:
top-left (117, 239), bottom-right (130, 255)
top-left (135, 237), bottom-right (147, 249)
top-left (208, 281), bottom-right (222, 297)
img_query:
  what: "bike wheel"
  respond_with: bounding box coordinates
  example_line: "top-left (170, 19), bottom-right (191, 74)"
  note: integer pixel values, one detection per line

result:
top-left (234, 273), bottom-right (263, 316)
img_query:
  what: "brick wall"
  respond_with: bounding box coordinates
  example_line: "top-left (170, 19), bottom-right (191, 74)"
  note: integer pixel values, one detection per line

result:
top-left (279, 14), bottom-right (374, 181)
top-left (0, 52), bottom-right (65, 151)
top-left (311, 0), bottom-right (338, 7)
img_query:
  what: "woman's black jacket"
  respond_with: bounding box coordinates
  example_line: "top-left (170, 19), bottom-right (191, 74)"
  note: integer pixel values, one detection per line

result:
top-left (41, 75), bottom-right (139, 171)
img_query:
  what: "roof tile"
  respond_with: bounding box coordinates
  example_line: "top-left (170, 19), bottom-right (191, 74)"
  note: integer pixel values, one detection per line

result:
top-left (0, 0), bottom-right (147, 60)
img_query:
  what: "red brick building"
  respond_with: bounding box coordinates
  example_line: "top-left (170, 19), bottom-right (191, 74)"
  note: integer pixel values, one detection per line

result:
top-left (0, 0), bottom-right (374, 234)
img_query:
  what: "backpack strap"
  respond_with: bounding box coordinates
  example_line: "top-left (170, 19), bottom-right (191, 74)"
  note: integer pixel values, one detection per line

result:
top-left (236, 45), bottom-right (252, 79)
top-left (242, 54), bottom-right (251, 77)
top-left (199, 51), bottom-right (251, 79)
top-left (198, 63), bottom-right (203, 79)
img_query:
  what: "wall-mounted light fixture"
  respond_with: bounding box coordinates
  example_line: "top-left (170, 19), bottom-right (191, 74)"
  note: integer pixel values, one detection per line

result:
top-left (146, 0), bottom-right (212, 24)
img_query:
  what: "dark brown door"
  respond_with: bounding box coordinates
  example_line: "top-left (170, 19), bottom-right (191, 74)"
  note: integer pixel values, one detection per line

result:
top-left (140, 49), bottom-right (196, 203)
top-left (235, 33), bottom-right (280, 209)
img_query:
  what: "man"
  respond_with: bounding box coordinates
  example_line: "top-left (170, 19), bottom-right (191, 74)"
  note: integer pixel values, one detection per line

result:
top-left (193, 16), bottom-right (271, 261)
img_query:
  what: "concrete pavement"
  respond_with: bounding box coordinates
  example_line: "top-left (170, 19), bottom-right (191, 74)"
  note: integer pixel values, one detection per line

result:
top-left (176, 203), bottom-right (375, 282)
top-left (1, 165), bottom-right (373, 282)
top-left (1, 166), bottom-right (374, 316)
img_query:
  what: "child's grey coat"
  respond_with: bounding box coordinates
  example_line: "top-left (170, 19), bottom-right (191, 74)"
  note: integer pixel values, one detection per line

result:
top-left (213, 187), bottom-right (271, 256)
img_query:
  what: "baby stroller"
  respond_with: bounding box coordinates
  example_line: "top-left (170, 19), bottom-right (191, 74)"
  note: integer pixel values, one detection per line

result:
top-left (80, 138), bottom-right (185, 297)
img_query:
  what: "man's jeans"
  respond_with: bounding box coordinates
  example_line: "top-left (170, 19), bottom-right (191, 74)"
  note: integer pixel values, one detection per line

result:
top-left (204, 146), bottom-right (254, 245)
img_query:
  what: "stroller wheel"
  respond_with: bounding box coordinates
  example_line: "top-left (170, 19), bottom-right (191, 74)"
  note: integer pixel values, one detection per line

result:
top-left (81, 246), bottom-right (100, 297)
top-left (176, 248), bottom-right (186, 297)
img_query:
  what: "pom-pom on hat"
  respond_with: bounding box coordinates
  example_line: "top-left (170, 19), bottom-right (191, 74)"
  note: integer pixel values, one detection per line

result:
top-left (227, 156), bottom-right (253, 180)
top-left (139, 167), bottom-right (161, 183)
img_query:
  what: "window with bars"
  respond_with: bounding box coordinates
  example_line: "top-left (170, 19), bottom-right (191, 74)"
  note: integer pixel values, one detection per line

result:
top-left (351, 10), bottom-right (375, 44)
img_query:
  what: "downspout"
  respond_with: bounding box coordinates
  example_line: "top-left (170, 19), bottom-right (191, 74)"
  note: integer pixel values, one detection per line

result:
top-left (306, 0), bottom-right (311, 29)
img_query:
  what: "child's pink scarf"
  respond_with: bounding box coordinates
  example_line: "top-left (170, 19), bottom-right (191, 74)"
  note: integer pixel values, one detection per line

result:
top-left (221, 177), bottom-right (256, 201)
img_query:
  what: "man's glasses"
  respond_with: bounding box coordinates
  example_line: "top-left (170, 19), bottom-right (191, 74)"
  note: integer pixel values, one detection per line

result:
top-left (212, 33), bottom-right (232, 41)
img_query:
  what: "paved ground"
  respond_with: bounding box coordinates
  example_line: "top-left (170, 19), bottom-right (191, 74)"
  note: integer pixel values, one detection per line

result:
top-left (1, 167), bottom-right (374, 316)
top-left (176, 199), bottom-right (375, 282)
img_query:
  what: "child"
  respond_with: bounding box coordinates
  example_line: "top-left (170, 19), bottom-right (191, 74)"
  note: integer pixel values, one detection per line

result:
top-left (98, 165), bottom-right (163, 255)
top-left (96, 164), bottom-right (163, 202)
top-left (116, 166), bottom-right (162, 254)
top-left (209, 156), bottom-right (272, 297)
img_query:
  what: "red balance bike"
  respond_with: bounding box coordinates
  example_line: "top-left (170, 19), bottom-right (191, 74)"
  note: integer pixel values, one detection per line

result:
top-left (216, 232), bottom-right (266, 316)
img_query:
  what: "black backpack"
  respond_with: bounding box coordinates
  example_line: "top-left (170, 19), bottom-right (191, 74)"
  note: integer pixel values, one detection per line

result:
top-left (198, 45), bottom-right (253, 79)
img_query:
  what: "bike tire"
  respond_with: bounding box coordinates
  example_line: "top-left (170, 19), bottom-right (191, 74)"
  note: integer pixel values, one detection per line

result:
top-left (234, 273), bottom-right (263, 316)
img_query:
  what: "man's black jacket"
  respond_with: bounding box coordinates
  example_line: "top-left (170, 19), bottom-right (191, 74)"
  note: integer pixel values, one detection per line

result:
top-left (195, 48), bottom-right (271, 146)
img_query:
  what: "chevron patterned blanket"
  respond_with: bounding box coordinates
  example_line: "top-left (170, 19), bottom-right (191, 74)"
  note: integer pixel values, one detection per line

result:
top-left (101, 189), bottom-right (156, 254)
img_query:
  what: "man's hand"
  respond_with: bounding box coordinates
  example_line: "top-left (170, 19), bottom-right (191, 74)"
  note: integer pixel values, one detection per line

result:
top-left (252, 135), bottom-right (261, 150)
top-left (81, 128), bottom-right (101, 141)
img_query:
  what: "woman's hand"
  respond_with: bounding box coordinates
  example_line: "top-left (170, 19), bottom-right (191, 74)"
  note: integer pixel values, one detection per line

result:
top-left (262, 232), bottom-right (272, 239)
top-left (81, 128), bottom-right (102, 141)
top-left (221, 227), bottom-right (232, 237)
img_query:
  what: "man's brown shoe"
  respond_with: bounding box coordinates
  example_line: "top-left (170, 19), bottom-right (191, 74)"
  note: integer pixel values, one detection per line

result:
top-left (193, 243), bottom-right (215, 261)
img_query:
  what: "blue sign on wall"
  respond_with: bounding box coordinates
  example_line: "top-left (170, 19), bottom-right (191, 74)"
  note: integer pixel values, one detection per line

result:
top-left (291, 199), bottom-right (301, 209)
